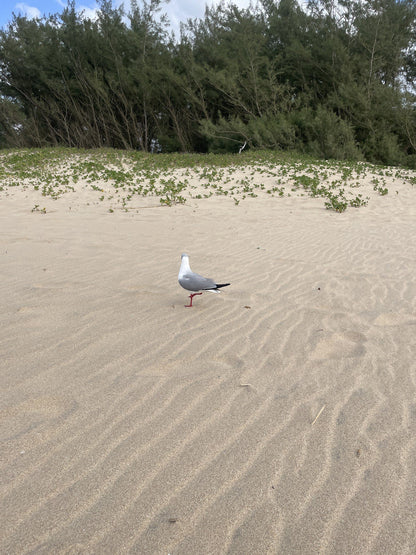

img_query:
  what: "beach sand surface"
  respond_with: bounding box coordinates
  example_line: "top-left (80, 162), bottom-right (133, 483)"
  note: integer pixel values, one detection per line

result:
top-left (1, 160), bottom-right (416, 554)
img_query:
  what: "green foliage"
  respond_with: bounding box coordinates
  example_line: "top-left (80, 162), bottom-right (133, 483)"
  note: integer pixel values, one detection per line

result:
top-left (0, 0), bottom-right (415, 166)
top-left (324, 194), bottom-right (348, 213)
top-left (0, 147), bottom-right (413, 214)
top-left (299, 107), bottom-right (362, 161)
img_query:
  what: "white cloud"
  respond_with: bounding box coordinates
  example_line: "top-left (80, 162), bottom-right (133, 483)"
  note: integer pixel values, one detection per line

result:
top-left (163, 0), bottom-right (254, 24)
top-left (78, 4), bottom-right (99, 21)
top-left (118, 0), bottom-right (254, 36)
top-left (14, 2), bottom-right (42, 19)
top-left (66, 1), bottom-right (254, 35)
top-left (166, 1), bottom-right (255, 37)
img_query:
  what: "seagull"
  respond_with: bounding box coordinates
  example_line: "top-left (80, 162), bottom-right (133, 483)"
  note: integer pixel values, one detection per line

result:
top-left (178, 253), bottom-right (230, 307)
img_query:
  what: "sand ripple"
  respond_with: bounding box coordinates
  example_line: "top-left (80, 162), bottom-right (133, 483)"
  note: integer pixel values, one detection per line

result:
top-left (1, 176), bottom-right (416, 553)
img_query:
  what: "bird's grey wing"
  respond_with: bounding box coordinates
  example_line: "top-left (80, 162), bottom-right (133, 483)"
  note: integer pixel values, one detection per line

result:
top-left (179, 272), bottom-right (216, 292)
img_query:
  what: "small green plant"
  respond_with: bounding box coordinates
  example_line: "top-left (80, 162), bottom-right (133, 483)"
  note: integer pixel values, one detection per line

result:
top-left (31, 204), bottom-right (46, 213)
top-left (349, 194), bottom-right (369, 207)
top-left (159, 194), bottom-right (186, 206)
top-left (372, 177), bottom-right (388, 195)
top-left (158, 178), bottom-right (187, 205)
top-left (324, 193), bottom-right (348, 212)
top-left (374, 184), bottom-right (388, 195)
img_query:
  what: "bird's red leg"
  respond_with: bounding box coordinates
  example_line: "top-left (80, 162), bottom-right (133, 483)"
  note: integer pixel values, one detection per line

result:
top-left (185, 292), bottom-right (202, 307)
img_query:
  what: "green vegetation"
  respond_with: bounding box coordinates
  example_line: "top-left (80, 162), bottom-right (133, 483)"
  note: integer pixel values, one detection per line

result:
top-left (0, 0), bottom-right (415, 168)
top-left (1, 147), bottom-right (414, 213)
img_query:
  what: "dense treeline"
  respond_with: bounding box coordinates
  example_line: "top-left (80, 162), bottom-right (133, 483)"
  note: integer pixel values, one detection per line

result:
top-left (0, 0), bottom-right (415, 166)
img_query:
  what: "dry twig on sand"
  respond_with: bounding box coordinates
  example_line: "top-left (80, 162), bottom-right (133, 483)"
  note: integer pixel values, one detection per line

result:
top-left (311, 404), bottom-right (326, 426)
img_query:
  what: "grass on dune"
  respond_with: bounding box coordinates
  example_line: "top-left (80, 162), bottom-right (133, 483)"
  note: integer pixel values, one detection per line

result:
top-left (0, 147), bottom-right (415, 213)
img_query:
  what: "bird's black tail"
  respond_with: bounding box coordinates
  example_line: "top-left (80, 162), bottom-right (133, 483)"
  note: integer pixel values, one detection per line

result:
top-left (215, 283), bottom-right (230, 289)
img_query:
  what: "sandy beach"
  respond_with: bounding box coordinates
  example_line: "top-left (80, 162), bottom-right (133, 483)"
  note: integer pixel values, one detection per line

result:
top-left (1, 154), bottom-right (416, 554)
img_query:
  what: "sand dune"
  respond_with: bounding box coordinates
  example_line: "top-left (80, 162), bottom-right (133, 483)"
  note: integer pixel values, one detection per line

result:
top-left (1, 158), bottom-right (416, 554)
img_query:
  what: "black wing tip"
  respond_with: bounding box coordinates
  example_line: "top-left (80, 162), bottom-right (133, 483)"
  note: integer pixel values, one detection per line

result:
top-left (215, 283), bottom-right (230, 289)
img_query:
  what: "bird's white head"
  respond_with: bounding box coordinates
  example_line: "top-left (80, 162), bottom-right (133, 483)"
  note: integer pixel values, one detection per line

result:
top-left (179, 253), bottom-right (191, 278)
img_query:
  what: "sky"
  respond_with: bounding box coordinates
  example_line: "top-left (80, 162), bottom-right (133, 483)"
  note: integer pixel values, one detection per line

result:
top-left (0, 0), bottom-right (253, 35)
